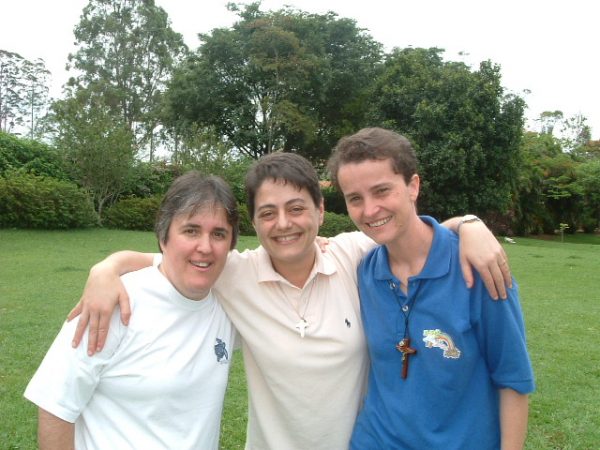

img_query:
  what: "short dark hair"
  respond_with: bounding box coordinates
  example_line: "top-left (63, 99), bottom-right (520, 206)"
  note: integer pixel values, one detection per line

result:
top-left (245, 152), bottom-right (323, 218)
top-left (155, 171), bottom-right (239, 250)
top-left (327, 127), bottom-right (418, 190)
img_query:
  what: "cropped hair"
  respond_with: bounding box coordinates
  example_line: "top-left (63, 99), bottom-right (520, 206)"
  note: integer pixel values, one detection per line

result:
top-left (327, 127), bottom-right (418, 190)
top-left (155, 171), bottom-right (239, 250)
top-left (245, 152), bottom-right (323, 218)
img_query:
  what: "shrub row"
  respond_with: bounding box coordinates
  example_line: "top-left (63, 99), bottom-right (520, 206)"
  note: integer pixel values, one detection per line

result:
top-left (320, 211), bottom-right (357, 237)
top-left (0, 172), bottom-right (98, 229)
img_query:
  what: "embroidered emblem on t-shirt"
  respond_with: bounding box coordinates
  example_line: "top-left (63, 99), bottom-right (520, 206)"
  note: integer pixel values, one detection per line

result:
top-left (214, 338), bottom-right (229, 363)
top-left (345, 318), bottom-right (351, 328)
top-left (422, 329), bottom-right (461, 359)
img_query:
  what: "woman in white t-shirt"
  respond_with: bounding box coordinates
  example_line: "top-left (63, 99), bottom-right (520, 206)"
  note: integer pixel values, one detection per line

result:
top-left (25, 172), bottom-right (239, 450)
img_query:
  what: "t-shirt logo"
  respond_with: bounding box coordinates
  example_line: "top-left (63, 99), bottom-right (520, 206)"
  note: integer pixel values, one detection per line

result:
top-left (422, 329), bottom-right (461, 359)
top-left (214, 338), bottom-right (229, 363)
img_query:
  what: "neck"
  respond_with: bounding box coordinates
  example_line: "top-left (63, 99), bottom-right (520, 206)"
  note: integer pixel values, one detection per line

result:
top-left (387, 218), bottom-right (433, 289)
top-left (271, 248), bottom-right (317, 288)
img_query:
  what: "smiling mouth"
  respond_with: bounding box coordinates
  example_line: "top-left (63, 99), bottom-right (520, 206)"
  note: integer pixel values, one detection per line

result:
top-left (366, 216), bottom-right (392, 228)
top-left (191, 261), bottom-right (211, 268)
top-left (274, 233), bottom-right (301, 243)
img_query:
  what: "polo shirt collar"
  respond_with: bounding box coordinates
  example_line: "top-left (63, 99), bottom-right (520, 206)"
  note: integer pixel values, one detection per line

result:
top-left (255, 243), bottom-right (337, 286)
top-left (373, 215), bottom-right (451, 282)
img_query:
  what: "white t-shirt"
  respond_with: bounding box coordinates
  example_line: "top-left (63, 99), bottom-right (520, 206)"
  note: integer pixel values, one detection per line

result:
top-left (24, 266), bottom-right (236, 450)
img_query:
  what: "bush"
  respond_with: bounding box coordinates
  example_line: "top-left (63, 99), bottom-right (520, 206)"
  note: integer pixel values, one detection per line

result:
top-left (0, 171), bottom-right (98, 229)
top-left (321, 186), bottom-right (347, 215)
top-left (103, 196), bottom-right (162, 231)
top-left (0, 132), bottom-right (70, 180)
top-left (237, 202), bottom-right (255, 236)
top-left (319, 211), bottom-right (357, 237)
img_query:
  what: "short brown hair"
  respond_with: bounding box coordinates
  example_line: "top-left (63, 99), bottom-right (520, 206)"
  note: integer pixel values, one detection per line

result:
top-left (245, 152), bottom-right (323, 218)
top-left (155, 171), bottom-right (239, 250)
top-left (327, 127), bottom-right (417, 190)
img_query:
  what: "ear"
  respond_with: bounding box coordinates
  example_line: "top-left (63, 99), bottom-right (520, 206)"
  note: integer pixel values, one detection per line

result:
top-left (408, 174), bottom-right (420, 202)
top-left (318, 199), bottom-right (325, 225)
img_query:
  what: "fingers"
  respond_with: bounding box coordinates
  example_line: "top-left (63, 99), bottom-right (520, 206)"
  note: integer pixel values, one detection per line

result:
top-left (499, 253), bottom-right (513, 290)
top-left (95, 314), bottom-right (111, 354)
top-left (118, 289), bottom-right (131, 326)
top-left (71, 308), bottom-right (89, 348)
top-left (87, 312), bottom-right (100, 356)
top-left (479, 268), bottom-right (500, 300)
top-left (460, 253), bottom-right (475, 289)
top-left (66, 301), bottom-right (83, 322)
top-left (483, 255), bottom-right (511, 301)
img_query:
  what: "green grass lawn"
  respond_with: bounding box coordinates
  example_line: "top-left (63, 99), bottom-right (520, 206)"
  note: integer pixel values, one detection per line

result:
top-left (1, 229), bottom-right (599, 449)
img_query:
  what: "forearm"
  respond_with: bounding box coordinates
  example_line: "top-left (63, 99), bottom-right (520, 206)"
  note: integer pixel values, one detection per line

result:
top-left (500, 388), bottom-right (529, 450)
top-left (90, 250), bottom-right (154, 277)
top-left (38, 408), bottom-right (75, 450)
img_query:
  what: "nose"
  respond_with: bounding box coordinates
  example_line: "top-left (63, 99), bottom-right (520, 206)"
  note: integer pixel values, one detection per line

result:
top-left (363, 196), bottom-right (379, 218)
top-left (195, 234), bottom-right (212, 253)
top-left (275, 210), bottom-right (291, 230)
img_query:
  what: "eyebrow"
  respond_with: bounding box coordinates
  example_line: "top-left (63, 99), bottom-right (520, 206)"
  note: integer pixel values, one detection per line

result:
top-left (179, 223), bottom-right (230, 234)
top-left (256, 197), bottom-right (307, 211)
top-left (343, 182), bottom-right (392, 199)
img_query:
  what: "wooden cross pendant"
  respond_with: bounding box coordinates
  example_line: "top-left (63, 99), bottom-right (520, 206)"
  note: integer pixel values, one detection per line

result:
top-left (396, 338), bottom-right (417, 379)
top-left (295, 318), bottom-right (309, 338)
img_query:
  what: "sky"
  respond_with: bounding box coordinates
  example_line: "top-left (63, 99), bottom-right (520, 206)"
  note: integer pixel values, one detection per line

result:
top-left (2, 0), bottom-right (599, 138)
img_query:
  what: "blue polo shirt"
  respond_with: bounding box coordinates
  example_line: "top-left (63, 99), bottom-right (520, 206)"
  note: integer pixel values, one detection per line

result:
top-left (350, 216), bottom-right (534, 450)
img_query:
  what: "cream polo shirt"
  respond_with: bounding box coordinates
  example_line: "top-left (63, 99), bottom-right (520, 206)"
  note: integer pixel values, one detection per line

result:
top-left (214, 231), bottom-right (375, 450)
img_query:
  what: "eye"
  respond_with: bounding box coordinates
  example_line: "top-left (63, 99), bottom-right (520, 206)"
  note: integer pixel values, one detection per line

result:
top-left (258, 210), bottom-right (274, 220)
top-left (347, 195), bottom-right (361, 204)
top-left (290, 206), bottom-right (305, 214)
top-left (375, 187), bottom-right (389, 196)
top-left (183, 228), bottom-right (198, 236)
top-left (213, 230), bottom-right (227, 240)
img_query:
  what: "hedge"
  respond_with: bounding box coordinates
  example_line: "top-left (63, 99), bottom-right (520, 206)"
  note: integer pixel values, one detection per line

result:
top-left (0, 171), bottom-right (98, 229)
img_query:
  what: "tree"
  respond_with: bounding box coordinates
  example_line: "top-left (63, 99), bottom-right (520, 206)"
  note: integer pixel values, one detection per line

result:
top-left (53, 91), bottom-right (135, 219)
top-left (0, 50), bottom-right (51, 137)
top-left (575, 160), bottom-right (600, 231)
top-left (164, 2), bottom-right (382, 160)
top-left (511, 131), bottom-right (561, 234)
top-left (371, 48), bottom-right (525, 220)
top-left (22, 58), bottom-right (51, 139)
top-left (538, 110), bottom-right (563, 136)
top-left (67, 0), bottom-right (187, 157)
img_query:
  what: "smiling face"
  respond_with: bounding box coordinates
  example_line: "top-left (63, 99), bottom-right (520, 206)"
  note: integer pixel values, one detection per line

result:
top-left (159, 207), bottom-right (232, 300)
top-left (337, 158), bottom-right (420, 246)
top-left (252, 178), bottom-right (324, 276)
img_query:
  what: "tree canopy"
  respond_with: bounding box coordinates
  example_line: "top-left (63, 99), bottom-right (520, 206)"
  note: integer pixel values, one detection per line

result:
top-left (67, 0), bottom-right (187, 155)
top-left (370, 47), bottom-right (525, 220)
top-left (164, 2), bottom-right (382, 160)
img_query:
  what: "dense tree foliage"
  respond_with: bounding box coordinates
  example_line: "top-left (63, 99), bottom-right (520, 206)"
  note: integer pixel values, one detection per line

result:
top-left (370, 48), bottom-right (525, 220)
top-left (67, 0), bottom-right (187, 156)
top-left (164, 2), bottom-right (382, 160)
top-left (0, 131), bottom-right (69, 180)
top-left (53, 92), bottom-right (136, 219)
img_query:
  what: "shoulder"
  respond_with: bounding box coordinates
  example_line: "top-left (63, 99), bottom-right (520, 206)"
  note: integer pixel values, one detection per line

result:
top-left (327, 231), bottom-right (376, 264)
top-left (358, 244), bottom-right (386, 277)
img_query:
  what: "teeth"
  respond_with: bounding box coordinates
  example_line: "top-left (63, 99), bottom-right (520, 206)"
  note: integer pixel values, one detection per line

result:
top-left (367, 217), bottom-right (391, 228)
top-left (276, 235), bottom-right (298, 242)
top-left (192, 262), bottom-right (210, 268)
